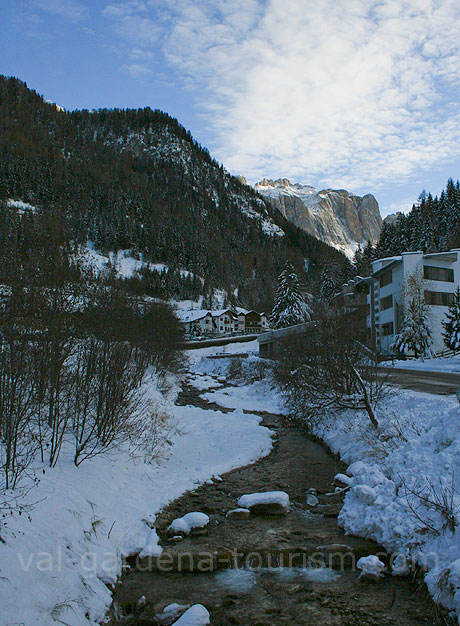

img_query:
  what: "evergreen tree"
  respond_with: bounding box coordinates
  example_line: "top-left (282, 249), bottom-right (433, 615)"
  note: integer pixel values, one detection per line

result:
top-left (319, 266), bottom-right (339, 302)
top-left (442, 286), bottom-right (460, 352)
top-left (391, 271), bottom-right (432, 359)
top-left (270, 261), bottom-right (312, 329)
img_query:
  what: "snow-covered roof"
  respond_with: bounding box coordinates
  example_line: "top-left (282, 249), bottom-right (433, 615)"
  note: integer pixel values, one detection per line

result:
top-left (175, 309), bottom-right (210, 323)
top-left (210, 308), bottom-right (237, 318)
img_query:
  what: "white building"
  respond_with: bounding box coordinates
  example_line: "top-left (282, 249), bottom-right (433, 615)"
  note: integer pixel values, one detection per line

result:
top-left (176, 307), bottom-right (268, 337)
top-left (210, 309), bottom-right (238, 334)
top-left (175, 310), bottom-right (215, 336)
top-left (369, 250), bottom-right (460, 354)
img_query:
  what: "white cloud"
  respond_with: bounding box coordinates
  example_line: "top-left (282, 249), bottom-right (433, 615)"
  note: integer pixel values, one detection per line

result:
top-left (121, 62), bottom-right (152, 79)
top-left (34, 0), bottom-right (89, 22)
top-left (103, 0), bottom-right (460, 194)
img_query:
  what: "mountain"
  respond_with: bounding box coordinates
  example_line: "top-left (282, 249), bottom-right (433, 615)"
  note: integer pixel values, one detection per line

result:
top-left (253, 178), bottom-right (382, 258)
top-left (0, 76), bottom-right (351, 311)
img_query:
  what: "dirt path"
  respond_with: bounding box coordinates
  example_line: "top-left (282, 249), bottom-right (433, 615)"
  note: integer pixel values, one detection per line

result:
top-left (110, 379), bottom-right (449, 626)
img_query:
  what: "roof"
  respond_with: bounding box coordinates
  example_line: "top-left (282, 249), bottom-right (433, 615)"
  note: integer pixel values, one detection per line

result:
top-left (372, 258), bottom-right (402, 277)
top-left (175, 309), bottom-right (211, 323)
top-left (423, 251), bottom-right (458, 263)
top-left (210, 308), bottom-right (237, 318)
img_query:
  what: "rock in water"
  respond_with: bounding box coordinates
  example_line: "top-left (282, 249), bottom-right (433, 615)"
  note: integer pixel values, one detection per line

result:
top-left (167, 512), bottom-right (209, 537)
top-left (226, 508), bottom-right (251, 519)
top-left (238, 491), bottom-right (290, 515)
top-left (172, 604), bottom-right (210, 625)
top-left (357, 555), bottom-right (386, 582)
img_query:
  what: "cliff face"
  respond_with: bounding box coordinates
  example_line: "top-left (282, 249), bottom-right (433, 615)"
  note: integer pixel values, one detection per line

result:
top-left (254, 179), bottom-right (382, 258)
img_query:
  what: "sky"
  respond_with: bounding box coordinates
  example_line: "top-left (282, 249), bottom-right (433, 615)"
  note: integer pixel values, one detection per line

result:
top-left (3, 0), bottom-right (460, 217)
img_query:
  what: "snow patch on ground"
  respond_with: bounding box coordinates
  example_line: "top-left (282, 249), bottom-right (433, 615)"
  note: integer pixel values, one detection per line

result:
top-left (74, 244), bottom-right (200, 282)
top-left (201, 380), bottom-right (287, 415)
top-left (310, 388), bottom-right (460, 621)
top-left (385, 355), bottom-right (460, 372)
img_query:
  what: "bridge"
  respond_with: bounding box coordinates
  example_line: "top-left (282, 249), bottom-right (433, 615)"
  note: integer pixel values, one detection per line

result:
top-left (257, 322), bottom-right (314, 357)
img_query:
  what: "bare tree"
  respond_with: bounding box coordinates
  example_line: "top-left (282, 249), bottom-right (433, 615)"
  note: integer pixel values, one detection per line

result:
top-left (71, 338), bottom-right (148, 466)
top-left (275, 308), bottom-right (385, 430)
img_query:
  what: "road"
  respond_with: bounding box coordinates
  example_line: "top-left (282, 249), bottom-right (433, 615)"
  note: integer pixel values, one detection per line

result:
top-left (379, 365), bottom-right (460, 395)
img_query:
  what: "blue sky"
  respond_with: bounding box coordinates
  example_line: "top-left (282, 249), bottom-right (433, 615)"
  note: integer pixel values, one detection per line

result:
top-left (3, 0), bottom-right (460, 217)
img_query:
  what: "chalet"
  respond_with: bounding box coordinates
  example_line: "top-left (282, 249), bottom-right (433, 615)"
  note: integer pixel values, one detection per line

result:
top-left (243, 310), bottom-right (268, 333)
top-left (175, 310), bottom-right (215, 336)
top-left (210, 309), bottom-right (238, 334)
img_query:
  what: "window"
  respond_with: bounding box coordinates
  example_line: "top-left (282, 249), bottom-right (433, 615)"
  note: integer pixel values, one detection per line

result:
top-left (424, 290), bottom-right (454, 306)
top-left (380, 295), bottom-right (393, 311)
top-left (381, 322), bottom-right (394, 337)
top-left (424, 265), bottom-right (454, 282)
top-left (379, 269), bottom-right (392, 288)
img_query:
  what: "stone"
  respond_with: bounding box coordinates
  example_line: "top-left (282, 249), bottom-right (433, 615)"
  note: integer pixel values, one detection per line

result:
top-left (167, 512), bottom-right (210, 537)
top-left (238, 491), bottom-right (290, 516)
top-left (155, 602), bottom-right (191, 625)
top-left (255, 180), bottom-right (382, 257)
top-left (357, 555), bottom-right (385, 582)
top-left (306, 493), bottom-right (319, 507)
top-left (226, 508), bottom-right (251, 519)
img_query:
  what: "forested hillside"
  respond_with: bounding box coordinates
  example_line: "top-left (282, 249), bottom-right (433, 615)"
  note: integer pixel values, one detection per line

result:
top-left (353, 178), bottom-right (460, 277)
top-left (0, 76), bottom-right (350, 310)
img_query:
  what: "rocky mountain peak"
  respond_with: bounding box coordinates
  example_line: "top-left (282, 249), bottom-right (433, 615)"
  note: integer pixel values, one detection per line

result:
top-left (254, 178), bottom-right (382, 259)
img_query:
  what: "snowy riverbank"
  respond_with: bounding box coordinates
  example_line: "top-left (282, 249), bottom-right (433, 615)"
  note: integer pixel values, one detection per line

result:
top-left (0, 342), bottom-right (272, 625)
top-left (202, 357), bottom-right (460, 624)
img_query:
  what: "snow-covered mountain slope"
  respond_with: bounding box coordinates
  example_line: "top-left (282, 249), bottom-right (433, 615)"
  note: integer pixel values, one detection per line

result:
top-left (254, 178), bottom-right (383, 258)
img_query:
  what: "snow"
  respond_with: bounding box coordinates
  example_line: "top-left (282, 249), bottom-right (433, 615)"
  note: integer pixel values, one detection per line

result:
top-left (239, 204), bottom-right (285, 237)
top-left (387, 355), bottom-right (460, 372)
top-left (172, 604), bottom-right (210, 625)
top-left (226, 507), bottom-right (250, 517)
top-left (8, 336), bottom-right (460, 622)
top-left (7, 198), bottom-right (38, 213)
top-left (254, 180), bottom-right (373, 259)
top-left (238, 491), bottom-right (290, 511)
top-left (201, 381), bottom-right (288, 415)
top-left (309, 387), bottom-right (460, 621)
top-left (156, 603), bottom-right (190, 624)
top-left (74, 244), bottom-right (200, 283)
top-left (357, 555), bottom-right (385, 578)
top-left (168, 512), bottom-right (209, 535)
top-left (0, 342), bottom-right (273, 626)
top-left (176, 309), bottom-right (210, 323)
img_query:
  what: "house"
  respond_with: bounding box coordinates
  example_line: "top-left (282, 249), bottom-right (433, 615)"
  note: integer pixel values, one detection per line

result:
top-left (175, 309), bottom-right (215, 336)
top-left (176, 306), bottom-right (268, 337)
top-left (236, 308), bottom-right (268, 334)
top-left (210, 309), bottom-right (238, 334)
top-left (245, 310), bottom-right (268, 333)
top-left (335, 249), bottom-right (460, 355)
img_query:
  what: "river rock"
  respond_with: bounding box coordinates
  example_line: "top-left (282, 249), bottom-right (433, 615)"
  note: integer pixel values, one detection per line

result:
top-left (155, 602), bottom-right (191, 625)
top-left (237, 491), bottom-right (290, 515)
top-left (357, 555), bottom-right (385, 582)
top-left (172, 604), bottom-right (210, 625)
top-left (226, 508), bottom-right (251, 519)
top-left (167, 512), bottom-right (209, 537)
